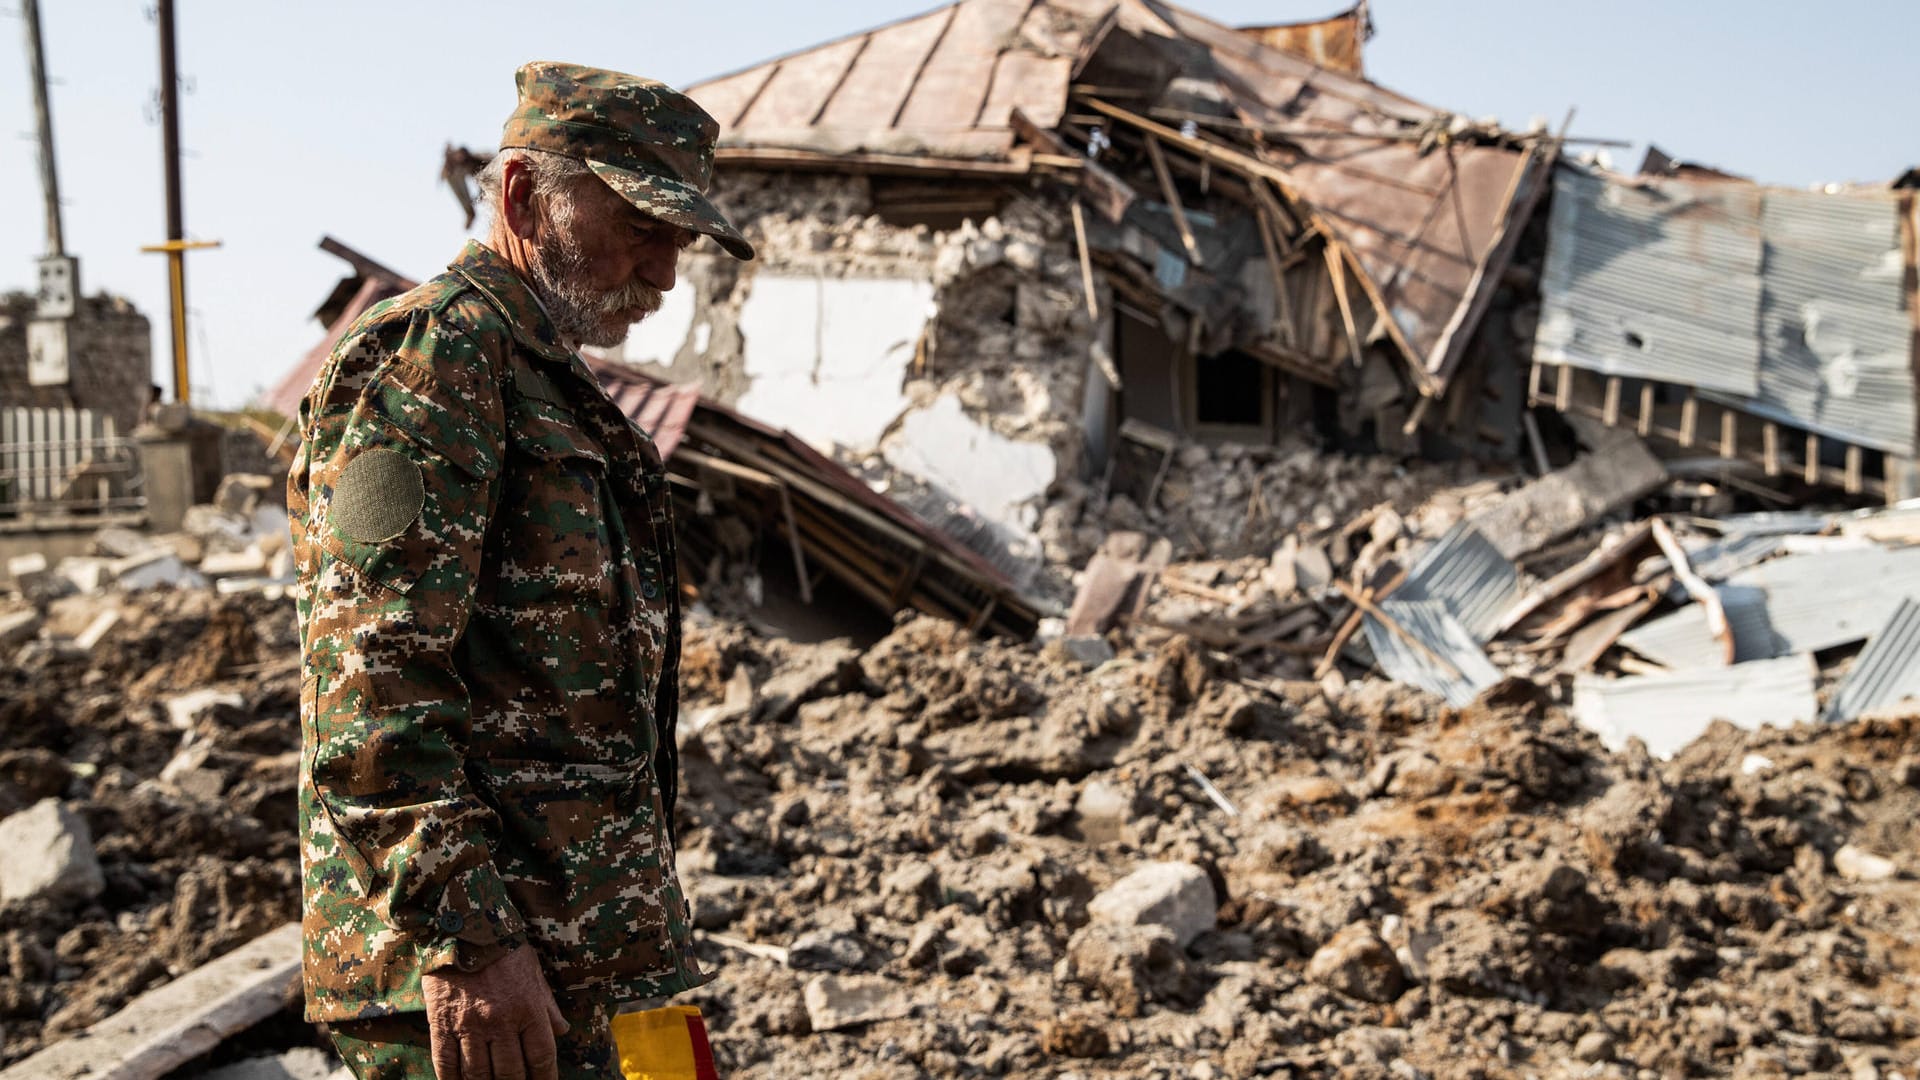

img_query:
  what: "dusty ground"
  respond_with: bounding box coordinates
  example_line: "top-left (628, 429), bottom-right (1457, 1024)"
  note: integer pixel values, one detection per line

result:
top-left (2, 590), bottom-right (1917, 1078)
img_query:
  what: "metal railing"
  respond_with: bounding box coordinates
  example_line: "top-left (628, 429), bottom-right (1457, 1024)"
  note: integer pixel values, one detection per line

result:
top-left (0, 406), bottom-right (146, 520)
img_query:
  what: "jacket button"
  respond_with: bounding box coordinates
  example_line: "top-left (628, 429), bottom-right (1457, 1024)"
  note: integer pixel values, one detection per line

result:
top-left (641, 580), bottom-right (660, 600)
top-left (437, 911), bottom-right (465, 934)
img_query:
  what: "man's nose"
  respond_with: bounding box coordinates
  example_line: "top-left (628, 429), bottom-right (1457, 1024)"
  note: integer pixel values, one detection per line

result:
top-left (632, 239), bottom-right (679, 293)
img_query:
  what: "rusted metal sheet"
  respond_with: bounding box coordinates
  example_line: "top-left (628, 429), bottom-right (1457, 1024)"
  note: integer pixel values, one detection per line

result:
top-left (690, 0), bottom-right (1074, 163)
top-left (685, 64), bottom-right (775, 129)
top-left (813, 8), bottom-right (954, 133)
top-left (895, 0), bottom-right (1033, 132)
top-left (736, 34), bottom-right (871, 132)
top-left (979, 52), bottom-right (1074, 130)
top-left (1239, 3), bottom-right (1369, 75)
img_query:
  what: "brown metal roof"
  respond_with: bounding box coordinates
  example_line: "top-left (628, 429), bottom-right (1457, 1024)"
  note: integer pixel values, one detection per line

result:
top-left (688, 0), bottom-right (1549, 396)
top-left (687, 0), bottom-right (1091, 166)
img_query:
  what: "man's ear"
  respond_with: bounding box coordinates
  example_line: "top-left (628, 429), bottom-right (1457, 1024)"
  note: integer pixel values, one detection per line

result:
top-left (501, 156), bottom-right (539, 241)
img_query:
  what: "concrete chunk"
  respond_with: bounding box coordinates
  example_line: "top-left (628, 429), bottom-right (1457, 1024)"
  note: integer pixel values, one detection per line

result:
top-left (56, 558), bottom-right (114, 595)
top-left (91, 527), bottom-right (159, 560)
top-left (1306, 922), bottom-right (1407, 1003)
top-left (198, 547), bottom-right (270, 579)
top-left (110, 551), bottom-right (206, 592)
top-left (0, 799), bottom-right (103, 905)
top-left (802, 974), bottom-right (912, 1032)
top-left (0, 610), bottom-right (41, 649)
top-left (1086, 861), bottom-right (1216, 947)
top-left (165, 689), bottom-right (246, 730)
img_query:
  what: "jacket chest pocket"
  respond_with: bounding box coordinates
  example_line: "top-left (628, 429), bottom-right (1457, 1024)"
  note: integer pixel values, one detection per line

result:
top-left (490, 401), bottom-right (615, 608)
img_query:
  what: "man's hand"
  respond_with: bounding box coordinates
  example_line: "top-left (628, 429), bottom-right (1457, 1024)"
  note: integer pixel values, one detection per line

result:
top-left (422, 944), bottom-right (570, 1080)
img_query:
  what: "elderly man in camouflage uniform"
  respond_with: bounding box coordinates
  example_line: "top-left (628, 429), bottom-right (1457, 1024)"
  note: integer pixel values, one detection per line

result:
top-left (290, 62), bottom-right (752, 1080)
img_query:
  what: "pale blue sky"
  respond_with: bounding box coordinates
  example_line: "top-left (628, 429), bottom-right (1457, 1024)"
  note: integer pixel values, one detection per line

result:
top-left (3, 1), bottom-right (1915, 409)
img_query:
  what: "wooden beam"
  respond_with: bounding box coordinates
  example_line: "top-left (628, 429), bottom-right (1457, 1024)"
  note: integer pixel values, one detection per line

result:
top-left (1071, 201), bottom-right (1100, 322)
top-left (1253, 201), bottom-right (1296, 348)
top-left (1142, 135), bottom-right (1204, 267)
top-left (1325, 243), bottom-right (1364, 368)
top-left (1078, 96), bottom-right (1433, 389)
top-left (1638, 383), bottom-right (1654, 437)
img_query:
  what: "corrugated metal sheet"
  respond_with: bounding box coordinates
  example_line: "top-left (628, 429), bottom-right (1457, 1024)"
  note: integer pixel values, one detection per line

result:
top-left (1826, 599), bottom-right (1920, 722)
top-left (1623, 547), bottom-right (1920, 666)
top-left (1538, 166), bottom-right (1917, 455)
top-left (1394, 523), bottom-right (1519, 643)
top-left (1617, 584), bottom-right (1772, 669)
top-left (1363, 598), bottom-right (1503, 708)
top-left (1572, 653), bottom-right (1818, 760)
top-left (1536, 168), bottom-right (1764, 397)
top-left (1678, 532), bottom-right (1784, 586)
top-left (1238, 3), bottom-right (1367, 75)
top-left (1705, 186), bottom-right (1915, 454)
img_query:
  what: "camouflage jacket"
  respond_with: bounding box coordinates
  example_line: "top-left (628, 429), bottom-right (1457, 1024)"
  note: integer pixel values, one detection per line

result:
top-left (290, 241), bottom-right (706, 1023)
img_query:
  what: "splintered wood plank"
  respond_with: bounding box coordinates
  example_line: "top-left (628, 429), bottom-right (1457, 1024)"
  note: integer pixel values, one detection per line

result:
top-left (816, 7), bottom-right (954, 132)
top-left (738, 34), bottom-right (871, 132)
top-left (895, 0), bottom-right (1033, 133)
top-left (0, 924), bottom-right (301, 1080)
top-left (687, 65), bottom-right (777, 129)
top-left (976, 51), bottom-right (1072, 129)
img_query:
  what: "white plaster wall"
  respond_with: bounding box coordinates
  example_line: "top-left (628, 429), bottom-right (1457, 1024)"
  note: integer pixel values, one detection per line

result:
top-left (614, 285), bottom-right (698, 366)
top-left (884, 394), bottom-right (1057, 531)
top-left (734, 273), bottom-right (935, 453)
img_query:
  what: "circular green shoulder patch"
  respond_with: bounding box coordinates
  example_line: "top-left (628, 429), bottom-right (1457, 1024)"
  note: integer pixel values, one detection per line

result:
top-left (331, 448), bottom-right (426, 543)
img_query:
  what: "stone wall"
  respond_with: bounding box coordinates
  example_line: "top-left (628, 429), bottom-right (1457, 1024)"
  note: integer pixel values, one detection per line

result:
top-left (0, 292), bottom-right (154, 434)
top-left (607, 170), bottom-right (1100, 585)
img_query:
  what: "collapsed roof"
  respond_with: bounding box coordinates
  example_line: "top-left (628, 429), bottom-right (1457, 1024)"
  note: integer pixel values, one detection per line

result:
top-left (687, 0), bottom-right (1553, 397)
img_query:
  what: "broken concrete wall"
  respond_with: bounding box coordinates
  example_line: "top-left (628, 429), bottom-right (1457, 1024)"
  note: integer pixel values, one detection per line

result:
top-left (0, 292), bottom-right (154, 434)
top-left (618, 170), bottom-right (1096, 575)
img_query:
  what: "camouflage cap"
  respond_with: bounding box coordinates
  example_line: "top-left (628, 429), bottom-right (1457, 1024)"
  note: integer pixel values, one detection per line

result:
top-left (501, 61), bottom-right (754, 261)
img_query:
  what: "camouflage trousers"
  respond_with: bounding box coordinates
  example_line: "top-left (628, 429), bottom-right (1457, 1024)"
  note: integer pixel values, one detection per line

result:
top-left (327, 992), bottom-right (618, 1080)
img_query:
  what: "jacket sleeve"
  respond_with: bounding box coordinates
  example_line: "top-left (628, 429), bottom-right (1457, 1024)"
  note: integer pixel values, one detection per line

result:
top-left (299, 318), bottom-right (521, 973)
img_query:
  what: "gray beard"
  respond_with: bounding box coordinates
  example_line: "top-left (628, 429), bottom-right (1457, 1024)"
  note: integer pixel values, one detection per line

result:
top-left (525, 213), bottom-right (665, 349)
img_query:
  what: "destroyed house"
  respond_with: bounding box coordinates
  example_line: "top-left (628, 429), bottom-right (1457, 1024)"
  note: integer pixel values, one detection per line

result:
top-left (601, 0), bottom-right (1558, 584)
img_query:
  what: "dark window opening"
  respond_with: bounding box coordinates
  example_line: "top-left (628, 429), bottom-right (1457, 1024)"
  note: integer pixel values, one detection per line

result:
top-left (1195, 350), bottom-right (1266, 427)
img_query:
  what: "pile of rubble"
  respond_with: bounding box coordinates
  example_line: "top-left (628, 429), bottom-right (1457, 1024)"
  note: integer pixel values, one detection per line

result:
top-left (0, 586), bottom-right (301, 1067)
top-left (4, 473), bottom-right (293, 612)
top-left (669, 613), bottom-right (1920, 1078)
top-left (4, 433), bottom-right (1920, 1079)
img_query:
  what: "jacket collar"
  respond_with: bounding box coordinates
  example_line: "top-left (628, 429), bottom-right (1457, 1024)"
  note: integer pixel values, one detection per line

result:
top-left (450, 241), bottom-right (574, 363)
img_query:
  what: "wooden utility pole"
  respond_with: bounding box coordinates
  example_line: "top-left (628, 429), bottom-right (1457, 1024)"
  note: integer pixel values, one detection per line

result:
top-left (22, 0), bottom-right (64, 258)
top-left (142, 0), bottom-right (218, 405)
